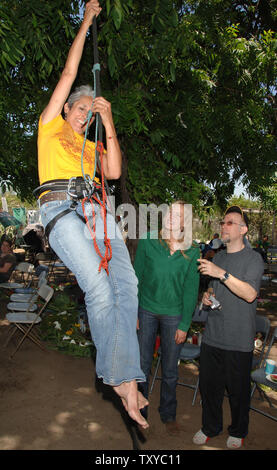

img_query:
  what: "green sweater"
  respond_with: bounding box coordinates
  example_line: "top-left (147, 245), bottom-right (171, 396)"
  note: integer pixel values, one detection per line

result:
top-left (134, 232), bottom-right (200, 332)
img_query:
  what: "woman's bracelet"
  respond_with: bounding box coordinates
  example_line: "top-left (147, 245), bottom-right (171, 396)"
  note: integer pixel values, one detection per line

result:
top-left (107, 135), bottom-right (116, 140)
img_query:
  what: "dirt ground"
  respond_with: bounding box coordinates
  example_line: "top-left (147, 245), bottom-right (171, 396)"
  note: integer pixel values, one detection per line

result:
top-left (0, 280), bottom-right (277, 455)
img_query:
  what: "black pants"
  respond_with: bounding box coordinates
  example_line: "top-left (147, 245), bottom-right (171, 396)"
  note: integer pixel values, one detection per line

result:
top-left (199, 342), bottom-right (253, 439)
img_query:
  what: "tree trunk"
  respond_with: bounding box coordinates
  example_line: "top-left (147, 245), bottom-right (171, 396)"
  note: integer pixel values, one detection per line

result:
top-left (120, 147), bottom-right (139, 263)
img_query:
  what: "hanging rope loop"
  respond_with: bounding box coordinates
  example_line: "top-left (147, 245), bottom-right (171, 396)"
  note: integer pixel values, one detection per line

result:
top-left (79, 16), bottom-right (113, 275)
top-left (81, 140), bottom-right (112, 275)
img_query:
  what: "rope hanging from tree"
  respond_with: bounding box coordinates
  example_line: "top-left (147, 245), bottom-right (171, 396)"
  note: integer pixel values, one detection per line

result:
top-left (80, 16), bottom-right (112, 275)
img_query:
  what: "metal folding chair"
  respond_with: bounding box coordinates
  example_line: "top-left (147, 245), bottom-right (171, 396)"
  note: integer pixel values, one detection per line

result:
top-left (250, 326), bottom-right (277, 422)
top-left (12, 262), bottom-right (35, 285)
top-left (0, 262), bottom-right (35, 289)
top-left (252, 314), bottom-right (271, 370)
top-left (48, 253), bottom-right (70, 283)
top-left (222, 314), bottom-right (271, 402)
top-left (4, 284), bottom-right (54, 358)
top-left (9, 270), bottom-right (48, 303)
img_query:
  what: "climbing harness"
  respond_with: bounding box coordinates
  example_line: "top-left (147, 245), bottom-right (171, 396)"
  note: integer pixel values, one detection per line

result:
top-left (34, 17), bottom-right (112, 275)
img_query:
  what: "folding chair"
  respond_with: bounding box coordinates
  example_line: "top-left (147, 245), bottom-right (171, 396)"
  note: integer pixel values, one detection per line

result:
top-left (0, 262), bottom-right (35, 289)
top-left (10, 270), bottom-right (48, 302)
top-left (149, 303), bottom-right (206, 405)
top-left (47, 250), bottom-right (70, 283)
top-left (4, 284), bottom-right (54, 358)
top-left (252, 314), bottom-right (271, 370)
top-left (12, 262), bottom-right (35, 285)
top-left (250, 327), bottom-right (277, 422)
top-left (7, 270), bottom-right (49, 316)
top-left (222, 314), bottom-right (270, 402)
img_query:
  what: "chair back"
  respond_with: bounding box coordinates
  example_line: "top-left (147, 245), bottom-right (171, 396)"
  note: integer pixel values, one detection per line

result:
top-left (38, 270), bottom-right (48, 287)
top-left (36, 284), bottom-right (54, 317)
top-left (256, 314), bottom-right (271, 336)
top-left (38, 284), bottom-right (54, 302)
top-left (250, 326), bottom-right (277, 421)
top-left (261, 326), bottom-right (277, 367)
top-left (253, 314), bottom-right (271, 369)
top-left (14, 262), bottom-right (35, 287)
top-left (15, 262), bottom-right (34, 273)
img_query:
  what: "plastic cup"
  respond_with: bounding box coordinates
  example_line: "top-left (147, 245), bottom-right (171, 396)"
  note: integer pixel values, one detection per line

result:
top-left (265, 359), bottom-right (276, 374)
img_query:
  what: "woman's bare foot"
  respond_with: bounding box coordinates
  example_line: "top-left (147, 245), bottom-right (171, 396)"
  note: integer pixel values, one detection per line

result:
top-left (113, 380), bottom-right (149, 429)
top-left (138, 390), bottom-right (149, 410)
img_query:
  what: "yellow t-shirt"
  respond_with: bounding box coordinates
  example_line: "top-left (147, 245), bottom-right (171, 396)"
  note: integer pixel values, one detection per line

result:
top-left (38, 114), bottom-right (97, 184)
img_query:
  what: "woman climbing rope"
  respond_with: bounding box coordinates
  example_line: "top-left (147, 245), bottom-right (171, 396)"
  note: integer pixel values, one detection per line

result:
top-left (36, 0), bottom-right (148, 429)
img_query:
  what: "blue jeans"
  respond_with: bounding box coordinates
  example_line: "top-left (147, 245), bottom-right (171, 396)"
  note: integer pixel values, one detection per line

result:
top-left (40, 198), bottom-right (145, 386)
top-left (137, 307), bottom-right (183, 423)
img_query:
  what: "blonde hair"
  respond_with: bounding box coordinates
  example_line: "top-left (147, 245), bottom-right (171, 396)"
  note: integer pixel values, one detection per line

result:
top-left (158, 200), bottom-right (193, 258)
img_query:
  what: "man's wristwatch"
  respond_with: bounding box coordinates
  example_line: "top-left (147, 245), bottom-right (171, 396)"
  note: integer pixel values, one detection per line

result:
top-left (220, 272), bottom-right (230, 282)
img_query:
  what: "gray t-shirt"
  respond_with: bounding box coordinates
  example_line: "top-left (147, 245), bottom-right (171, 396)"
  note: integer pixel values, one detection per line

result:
top-left (202, 246), bottom-right (264, 352)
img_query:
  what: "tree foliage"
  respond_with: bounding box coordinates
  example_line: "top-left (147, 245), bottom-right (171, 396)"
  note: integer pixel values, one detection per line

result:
top-left (0, 0), bottom-right (276, 210)
top-left (0, 0), bottom-right (80, 199)
top-left (257, 175), bottom-right (277, 212)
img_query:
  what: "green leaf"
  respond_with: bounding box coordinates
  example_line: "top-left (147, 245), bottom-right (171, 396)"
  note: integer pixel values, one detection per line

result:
top-left (108, 53), bottom-right (117, 77)
top-left (170, 9), bottom-right (178, 28)
top-left (170, 62), bottom-right (176, 82)
top-left (112, 3), bottom-right (123, 30)
top-left (106, 0), bottom-right (111, 16)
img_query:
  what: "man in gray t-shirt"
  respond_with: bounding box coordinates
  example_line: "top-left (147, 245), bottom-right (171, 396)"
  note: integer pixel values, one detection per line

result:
top-left (193, 206), bottom-right (264, 449)
top-left (204, 246), bottom-right (264, 352)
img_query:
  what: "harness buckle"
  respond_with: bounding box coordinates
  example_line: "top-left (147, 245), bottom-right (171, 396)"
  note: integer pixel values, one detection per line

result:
top-left (67, 176), bottom-right (94, 200)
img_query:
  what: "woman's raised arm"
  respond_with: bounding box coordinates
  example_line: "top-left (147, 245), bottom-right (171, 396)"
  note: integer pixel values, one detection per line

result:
top-left (41, 1), bottom-right (101, 125)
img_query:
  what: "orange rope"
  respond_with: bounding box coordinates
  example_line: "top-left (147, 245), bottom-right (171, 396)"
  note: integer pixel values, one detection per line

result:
top-left (81, 141), bottom-right (112, 275)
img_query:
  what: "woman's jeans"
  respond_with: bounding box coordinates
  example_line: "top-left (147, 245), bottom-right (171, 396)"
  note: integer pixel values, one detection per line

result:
top-left (137, 307), bottom-right (183, 423)
top-left (40, 198), bottom-right (145, 386)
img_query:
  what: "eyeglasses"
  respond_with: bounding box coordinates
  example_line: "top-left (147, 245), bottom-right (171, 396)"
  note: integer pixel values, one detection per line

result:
top-left (224, 205), bottom-right (249, 227)
top-left (219, 221), bottom-right (245, 227)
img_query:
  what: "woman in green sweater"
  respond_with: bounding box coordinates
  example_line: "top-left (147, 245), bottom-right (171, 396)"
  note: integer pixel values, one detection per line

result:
top-left (134, 201), bottom-right (200, 434)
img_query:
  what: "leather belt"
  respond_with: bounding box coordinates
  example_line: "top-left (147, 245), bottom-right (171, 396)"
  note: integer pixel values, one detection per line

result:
top-left (40, 191), bottom-right (68, 206)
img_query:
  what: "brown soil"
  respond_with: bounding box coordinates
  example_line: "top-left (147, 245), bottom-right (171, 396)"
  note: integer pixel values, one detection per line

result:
top-left (0, 281), bottom-right (276, 453)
